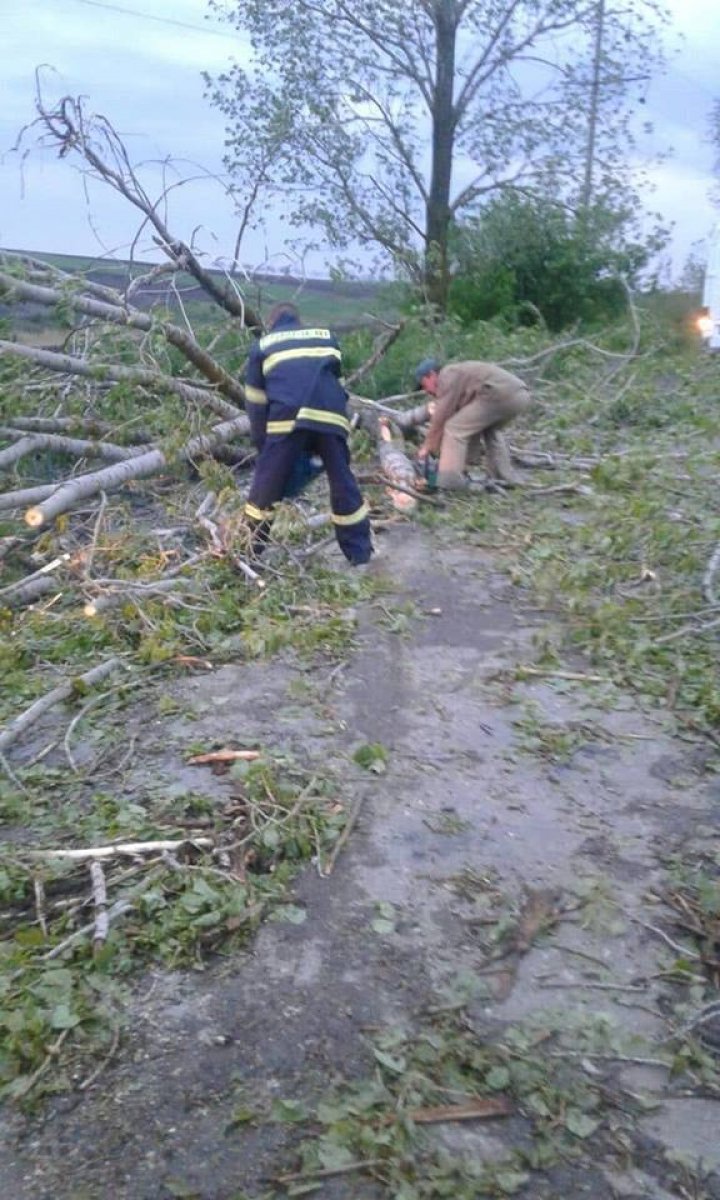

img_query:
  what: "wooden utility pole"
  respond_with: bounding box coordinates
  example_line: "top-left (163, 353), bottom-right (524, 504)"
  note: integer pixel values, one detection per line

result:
top-left (581, 0), bottom-right (606, 214)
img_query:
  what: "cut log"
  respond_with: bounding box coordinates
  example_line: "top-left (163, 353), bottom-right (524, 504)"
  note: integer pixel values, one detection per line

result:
top-left (377, 420), bottom-right (419, 514)
top-left (83, 578), bottom-right (185, 617)
top-left (24, 415), bottom-right (250, 528)
top-left (188, 749), bottom-right (261, 765)
top-left (0, 657), bottom-right (123, 756)
top-left (0, 481), bottom-right (68, 513)
top-left (2, 575), bottom-right (56, 609)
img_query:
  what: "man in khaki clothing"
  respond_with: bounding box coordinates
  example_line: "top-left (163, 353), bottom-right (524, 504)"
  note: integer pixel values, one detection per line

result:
top-left (414, 358), bottom-right (531, 488)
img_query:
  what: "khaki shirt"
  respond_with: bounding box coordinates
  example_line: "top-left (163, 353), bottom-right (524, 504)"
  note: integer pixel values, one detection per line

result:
top-left (425, 361), bottom-right (526, 455)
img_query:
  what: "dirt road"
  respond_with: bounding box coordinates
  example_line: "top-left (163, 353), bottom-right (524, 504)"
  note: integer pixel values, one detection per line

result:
top-left (2, 526), bottom-right (718, 1199)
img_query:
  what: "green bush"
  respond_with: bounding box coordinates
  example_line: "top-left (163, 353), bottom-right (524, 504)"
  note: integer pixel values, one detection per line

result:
top-left (447, 195), bottom-right (663, 332)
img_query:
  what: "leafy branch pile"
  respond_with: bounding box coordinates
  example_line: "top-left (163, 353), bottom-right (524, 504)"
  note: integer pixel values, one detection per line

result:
top-left (263, 1010), bottom-right (667, 1198)
top-left (0, 752), bottom-right (346, 1104)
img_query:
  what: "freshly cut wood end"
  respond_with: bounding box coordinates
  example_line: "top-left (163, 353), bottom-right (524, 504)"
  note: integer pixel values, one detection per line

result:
top-left (84, 601), bottom-right (99, 618)
top-left (188, 748), bottom-right (261, 765)
top-left (387, 488), bottom-right (417, 513)
top-left (25, 507), bottom-right (45, 528)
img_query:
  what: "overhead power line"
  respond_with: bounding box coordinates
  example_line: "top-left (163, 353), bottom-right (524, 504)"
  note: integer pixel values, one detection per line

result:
top-left (62, 0), bottom-right (241, 40)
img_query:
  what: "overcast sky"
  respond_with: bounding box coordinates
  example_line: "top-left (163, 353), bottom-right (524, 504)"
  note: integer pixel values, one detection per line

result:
top-left (1, 0), bottom-right (718, 279)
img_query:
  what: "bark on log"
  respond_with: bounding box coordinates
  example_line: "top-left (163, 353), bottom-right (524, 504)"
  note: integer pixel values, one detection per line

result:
top-left (0, 436), bottom-right (42, 471)
top-left (7, 416), bottom-right (150, 441)
top-left (24, 415), bottom-right (250, 528)
top-left (9, 416), bottom-right (110, 436)
top-left (83, 578), bottom-right (185, 617)
top-left (0, 481), bottom-right (68, 513)
top-left (0, 657), bottom-right (123, 755)
top-left (90, 861), bottom-right (109, 954)
top-left (377, 420), bottom-right (419, 514)
top-left (2, 576), bottom-right (56, 609)
top-left (0, 429), bottom-right (150, 466)
top-left (0, 340), bottom-right (240, 421)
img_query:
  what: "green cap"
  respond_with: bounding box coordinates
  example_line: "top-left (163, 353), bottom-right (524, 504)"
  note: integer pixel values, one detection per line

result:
top-left (414, 357), bottom-right (440, 386)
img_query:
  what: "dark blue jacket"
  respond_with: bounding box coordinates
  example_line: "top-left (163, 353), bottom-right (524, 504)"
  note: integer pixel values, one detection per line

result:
top-left (244, 313), bottom-right (350, 448)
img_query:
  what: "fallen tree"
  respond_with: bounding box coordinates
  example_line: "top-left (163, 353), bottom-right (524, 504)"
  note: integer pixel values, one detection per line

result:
top-left (23, 415), bottom-right (251, 528)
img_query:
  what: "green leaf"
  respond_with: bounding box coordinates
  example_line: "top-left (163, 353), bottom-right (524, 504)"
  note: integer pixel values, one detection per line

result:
top-left (224, 1106), bottom-right (257, 1132)
top-left (50, 1003), bottom-right (81, 1030)
top-left (353, 743), bottom-right (389, 772)
top-left (273, 904), bottom-right (307, 925)
top-left (565, 1109), bottom-right (600, 1138)
top-left (317, 1140), bottom-right (356, 1171)
top-left (271, 1097), bottom-right (310, 1123)
top-left (485, 1065), bottom-right (511, 1090)
top-left (372, 1047), bottom-right (406, 1074)
top-left (526, 1091), bottom-right (551, 1117)
top-left (495, 1170), bottom-right (530, 1194)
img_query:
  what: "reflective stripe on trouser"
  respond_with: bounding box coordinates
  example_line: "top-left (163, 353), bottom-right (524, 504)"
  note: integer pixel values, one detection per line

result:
top-left (244, 430), bottom-right (372, 564)
top-left (438, 385), bottom-right (530, 484)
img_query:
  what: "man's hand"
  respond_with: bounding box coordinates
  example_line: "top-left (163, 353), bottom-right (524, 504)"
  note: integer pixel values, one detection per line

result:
top-left (416, 444), bottom-right (429, 462)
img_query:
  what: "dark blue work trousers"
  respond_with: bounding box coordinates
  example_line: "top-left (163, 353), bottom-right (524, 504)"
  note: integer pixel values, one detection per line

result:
top-left (244, 430), bottom-right (372, 564)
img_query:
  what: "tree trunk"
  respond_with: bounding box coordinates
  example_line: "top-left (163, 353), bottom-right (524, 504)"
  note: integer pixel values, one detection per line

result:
top-left (23, 415), bottom-right (250, 527)
top-left (425, 4), bottom-right (458, 311)
top-left (377, 421), bottom-right (419, 514)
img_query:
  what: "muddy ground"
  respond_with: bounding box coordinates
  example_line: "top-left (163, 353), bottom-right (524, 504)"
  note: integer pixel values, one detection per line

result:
top-left (1, 524), bottom-right (719, 1199)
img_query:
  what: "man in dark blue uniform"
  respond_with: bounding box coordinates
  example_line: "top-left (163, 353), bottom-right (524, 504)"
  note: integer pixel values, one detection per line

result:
top-left (243, 303), bottom-right (372, 565)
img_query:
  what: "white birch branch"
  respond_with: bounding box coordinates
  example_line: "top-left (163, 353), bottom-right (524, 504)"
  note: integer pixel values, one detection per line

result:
top-left (27, 837), bottom-right (214, 861)
top-left (0, 657), bottom-right (124, 755)
top-left (24, 416), bottom-right (250, 528)
top-left (90, 860), bottom-right (109, 953)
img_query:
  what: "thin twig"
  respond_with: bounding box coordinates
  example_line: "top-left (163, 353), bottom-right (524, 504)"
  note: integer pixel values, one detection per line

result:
top-left (11, 1029), bottom-right (71, 1101)
top-left (273, 1158), bottom-right (385, 1186)
top-left (323, 793), bottom-right (367, 876)
top-left (631, 916), bottom-right (702, 962)
top-left (78, 1024), bottom-right (121, 1091)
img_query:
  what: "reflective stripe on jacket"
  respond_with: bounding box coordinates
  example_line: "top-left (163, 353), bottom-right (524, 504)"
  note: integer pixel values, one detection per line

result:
top-left (244, 314), bottom-right (349, 447)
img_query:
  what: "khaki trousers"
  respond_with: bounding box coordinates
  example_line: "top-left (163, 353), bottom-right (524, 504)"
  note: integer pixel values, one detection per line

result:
top-left (437, 382), bottom-right (531, 488)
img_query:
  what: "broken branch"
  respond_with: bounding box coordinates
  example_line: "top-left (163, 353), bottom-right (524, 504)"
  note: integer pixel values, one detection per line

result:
top-left (0, 657), bottom-right (124, 756)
